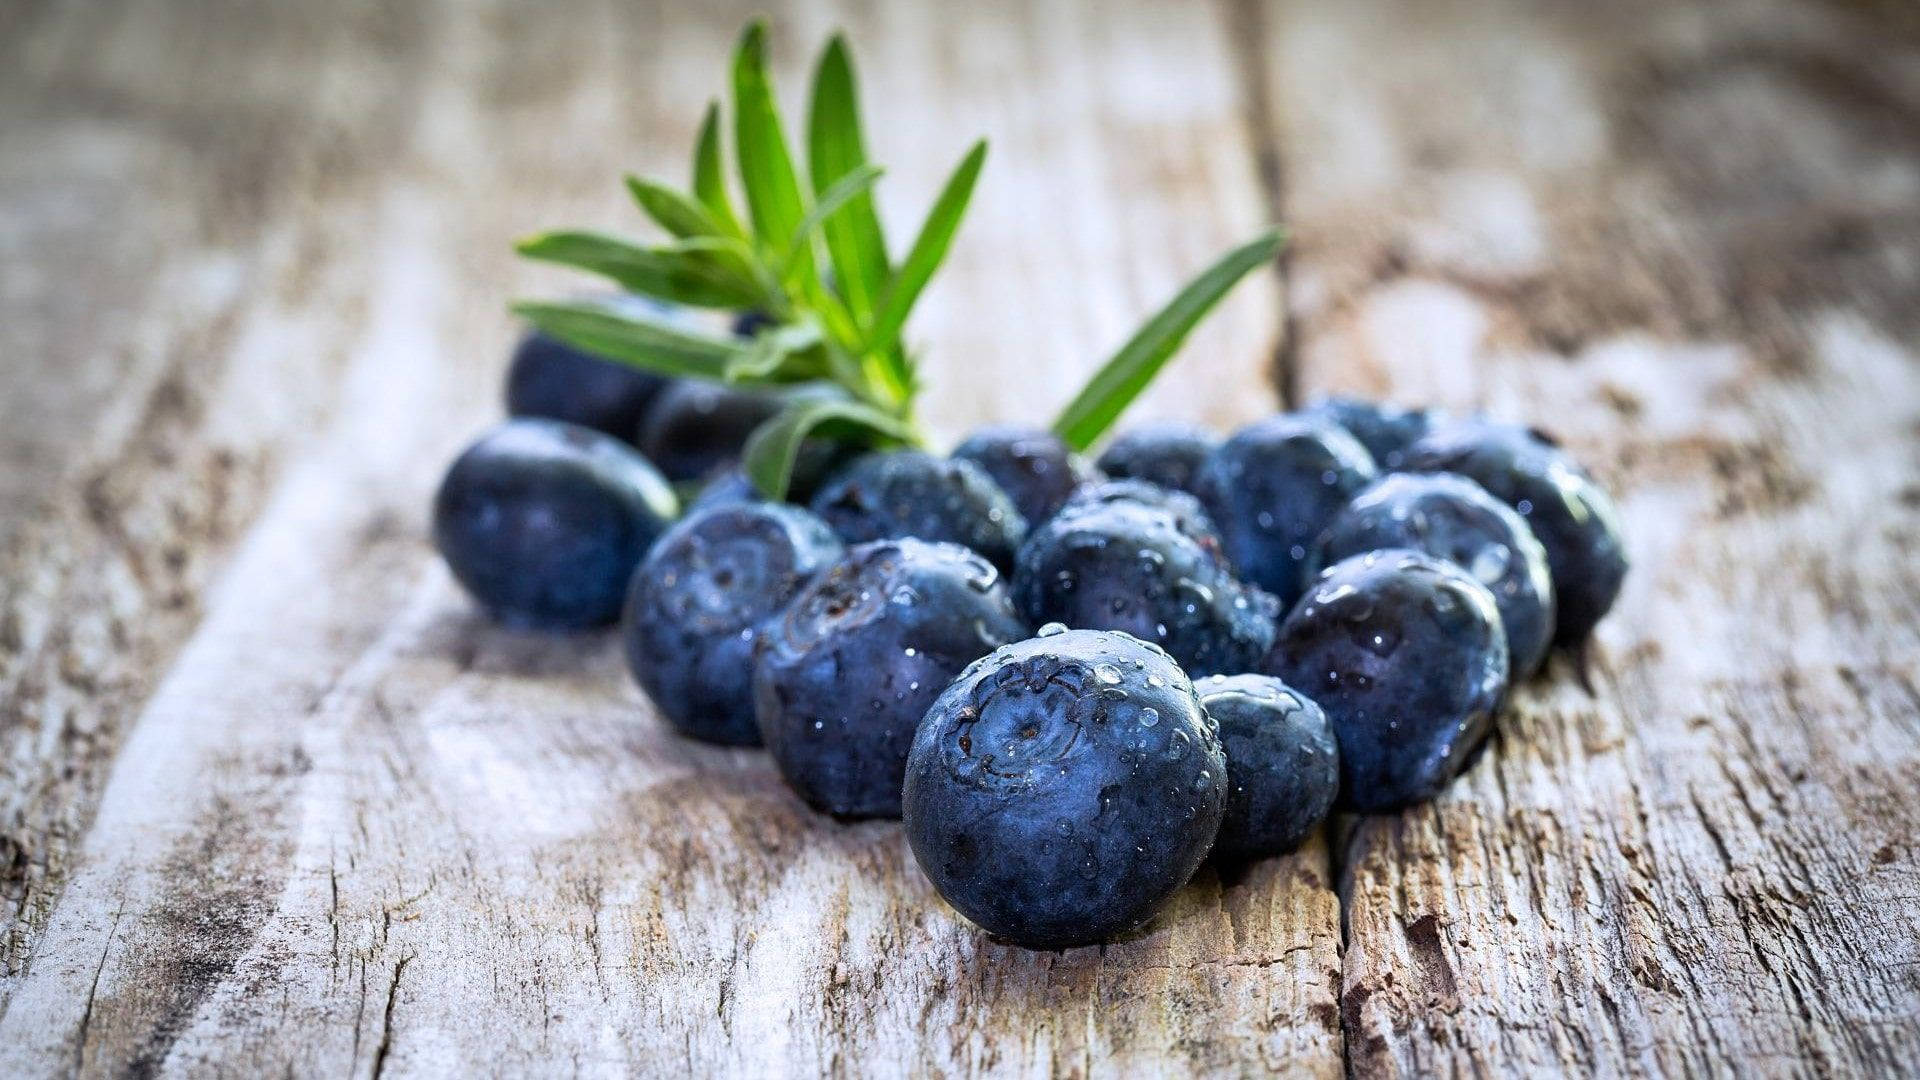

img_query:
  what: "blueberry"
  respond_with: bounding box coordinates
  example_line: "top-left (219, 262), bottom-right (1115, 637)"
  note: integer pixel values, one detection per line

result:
top-left (1402, 420), bottom-right (1627, 643)
top-left (809, 451), bottom-right (1028, 572)
top-left (1314, 472), bottom-right (1556, 678)
top-left (505, 330), bottom-right (673, 442)
top-left (1058, 477), bottom-right (1219, 533)
top-left (1197, 673), bottom-right (1338, 862)
top-left (753, 539), bottom-right (1028, 818)
top-left (1013, 484), bottom-right (1276, 677)
top-left (623, 502), bottom-right (845, 745)
top-left (903, 627), bottom-right (1226, 949)
top-left (1095, 423), bottom-right (1218, 495)
top-left (1195, 416), bottom-right (1378, 606)
top-left (1263, 550), bottom-right (1508, 812)
top-left (1297, 396), bottom-right (1441, 470)
top-left (952, 425), bottom-right (1102, 526)
top-left (684, 466), bottom-right (764, 514)
top-left (732, 309), bottom-right (776, 338)
top-left (432, 418), bottom-right (678, 629)
top-left (635, 381), bottom-right (785, 483)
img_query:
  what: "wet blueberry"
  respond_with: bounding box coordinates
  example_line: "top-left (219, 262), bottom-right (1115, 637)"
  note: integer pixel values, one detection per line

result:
top-left (1263, 550), bottom-right (1508, 812)
top-left (808, 451), bottom-right (1029, 573)
top-left (635, 381), bottom-right (785, 483)
top-left (684, 466), bottom-right (765, 514)
top-left (1013, 483), bottom-right (1275, 677)
top-left (753, 539), bottom-right (1028, 819)
top-left (432, 418), bottom-right (678, 629)
top-left (623, 502), bottom-right (845, 745)
top-left (1057, 478), bottom-right (1220, 533)
top-left (952, 425), bottom-right (1102, 527)
top-left (505, 297), bottom-right (683, 441)
top-left (1196, 415), bottom-right (1378, 606)
top-left (1297, 396), bottom-right (1441, 470)
top-left (903, 627), bottom-right (1226, 949)
top-left (1314, 472), bottom-right (1556, 678)
top-left (505, 330), bottom-right (673, 443)
top-left (1095, 423), bottom-right (1219, 496)
top-left (1403, 420), bottom-right (1628, 643)
top-left (1197, 673), bottom-right (1338, 862)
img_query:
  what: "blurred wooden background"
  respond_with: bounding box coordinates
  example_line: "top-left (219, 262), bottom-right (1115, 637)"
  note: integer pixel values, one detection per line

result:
top-left (3, 0), bottom-right (1918, 1075)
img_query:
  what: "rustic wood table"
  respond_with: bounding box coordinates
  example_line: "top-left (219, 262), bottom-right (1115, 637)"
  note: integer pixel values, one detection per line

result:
top-left (3, 0), bottom-right (1918, 1076)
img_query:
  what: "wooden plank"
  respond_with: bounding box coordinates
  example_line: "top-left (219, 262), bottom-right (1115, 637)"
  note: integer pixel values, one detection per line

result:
top-left (1253, 0), bottom-right (1920, 1073)
top-left (0, 0), bottom-right (434, 976)
top-left (1, 1), bottom-right (1339, 1076)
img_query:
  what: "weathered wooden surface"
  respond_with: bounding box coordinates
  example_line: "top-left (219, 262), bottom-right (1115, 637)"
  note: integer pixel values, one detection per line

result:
top-left (1260, 0), bottom-right (1920, 1073)
top-left (0, 0), bottom-right (1916, 1076)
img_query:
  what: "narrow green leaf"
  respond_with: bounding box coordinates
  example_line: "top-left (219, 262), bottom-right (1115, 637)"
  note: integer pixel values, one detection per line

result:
top-left (732, 22), bottom-right (811, 279)
top-left (512, 299), bottom-right (749, 381)
top-left (742, 396), bottom-right (916, 499)
top-left (798, 283), bottom-right (864, 366)
top-left (1052, 229), bottom-right (1285, 451)
top-left (693, 102), bottom-right (746, 238)
top-left (866, 140), bottom-right (987, 358)
top-left (625, 176), bottom-right (722, 239)
top-left (517, 231), bottom-right (762, 309)
top-left (658, 234), bottom-right (776, 300)
top-left (778, 163), bottom-right (884, 281)
top-left (725, 321), bottom-right (823, 382)
top-left (808, 35), bottom-right (891, 322)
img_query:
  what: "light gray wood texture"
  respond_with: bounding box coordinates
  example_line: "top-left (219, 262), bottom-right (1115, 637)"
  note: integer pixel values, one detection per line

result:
top-left (1, 0), bottom-right (1916, 1075)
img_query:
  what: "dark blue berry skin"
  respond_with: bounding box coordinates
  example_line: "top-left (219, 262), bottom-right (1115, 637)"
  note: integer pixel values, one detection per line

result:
top-left (1095, 423), bottom-right (1218, 496)
top-left (1298, 397), bottom-right (1441, 471)
top-left (903, 627), bottom-right (1227, 950)
top-left (809, 451), bottom-right (1029, 573)
top-left (1314, 472), bottom-right (1556, 678)
top-left (635, 381), bottom-right (785, 483)
top-left (1403, 420), bottom-right (1628, 644)
top-left (1197, 673), bottom-right (1339, 862)
top-left (732, 309), bottom-right (776, 338)
top-left (1013, 485), bottom-right (1276, 677)
top-left (1263, 550), bottom-right (1508, 812)
top-left (433, 419), bottom-right (678, 630)
top-left (753, 539), bottom-right (1028, 819)
top-left (684, 467), bottom-right (764, 514)
top-left (1059, 478), bottom-right (1219, 533)
top-left (684, 442), bottom-right (863, 513)
top-left (1196, 416), bottom-right (1378, 607)
top-left (505, 331), bottom-right (673, 442)
top-left (952, 426), bottom-right (1102, 527)
top-left (623, 503), bottom-right (845, 745)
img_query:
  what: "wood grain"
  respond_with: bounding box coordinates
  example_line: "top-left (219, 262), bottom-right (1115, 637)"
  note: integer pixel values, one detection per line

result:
top-left (1, 1), bottom-right (1337, 1076)
top-left (1255, 0), bottom-right (1920, 1073)
top-left (1, 0), bottom-right (1916, 1076)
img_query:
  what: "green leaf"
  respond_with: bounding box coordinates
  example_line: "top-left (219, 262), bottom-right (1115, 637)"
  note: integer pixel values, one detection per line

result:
top-left (732, 22), bottom-right (811, 280)
top-left (797, 284), bottom-right (864, 369)
top-left (516, 231), bottom-right (762, 308)
top-left (692, 102), bottom-right (746, 239)
top-left (512, 299), bottom-right (747, 380)
top-left (658, 234), bottom-right (779, 303)
top-left (726, 321), bottom-right (823, 382)
top-left (778, 163), bottom-right (884, 281)
top-left (1052, 228), bottom-right (1285, 451)
top-left (808, 35), bottom-right (891, 322)
top-left (866, 139), bottom-right (987, 358)
top-left (625, 176), bottom-right (723, 239)
top-left (742, 396), bottom-right (916, 500)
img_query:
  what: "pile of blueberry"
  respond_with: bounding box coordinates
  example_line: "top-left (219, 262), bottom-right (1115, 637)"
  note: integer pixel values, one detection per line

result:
top-left (433, 325), bottom-right (1628, 950)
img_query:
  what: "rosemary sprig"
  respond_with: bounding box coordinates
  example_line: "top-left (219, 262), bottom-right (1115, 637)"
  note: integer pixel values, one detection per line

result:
top-left (513, 21), bottom-right (1281, 499)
